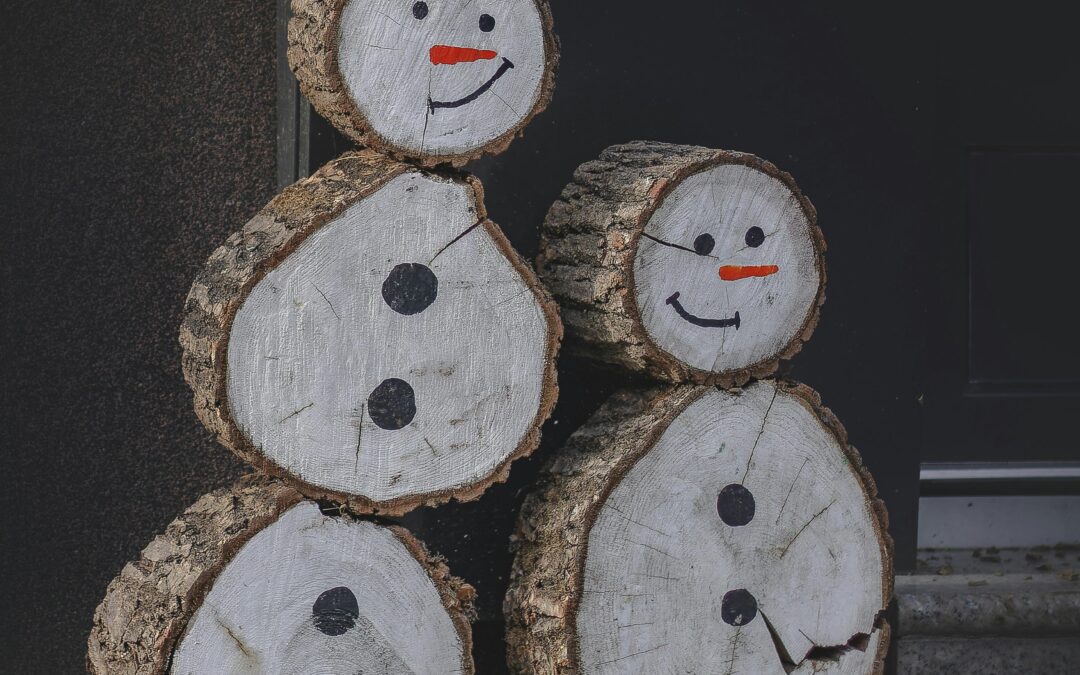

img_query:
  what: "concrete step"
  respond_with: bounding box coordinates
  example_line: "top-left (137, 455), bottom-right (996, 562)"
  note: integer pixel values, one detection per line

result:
top-left (897, 637), bottom-right (1080, 674)
top-left (895, 548), bottom-right (1080, 674)
top-left (894, 548), bottom-right (1080, 673)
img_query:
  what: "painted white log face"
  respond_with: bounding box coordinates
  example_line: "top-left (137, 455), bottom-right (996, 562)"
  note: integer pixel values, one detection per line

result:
top-left (88, 478), bottom-right (475, 675)
top-left (538, 142), bottom-right (824, 386)
top-left (289, 0), bottom-right (558, 165)
top-left (228, 171), bottom-right (548, 503)
top-left (635, 164), bottom-right (821, 375)
top-left (180, 152), bottom-right (560, 514)
top-left (172, 501), bottom-right (465, 674)
top-left (505, 382), bottom-right (892, 674)
top-left (579, 383), bottom-right (886, 673)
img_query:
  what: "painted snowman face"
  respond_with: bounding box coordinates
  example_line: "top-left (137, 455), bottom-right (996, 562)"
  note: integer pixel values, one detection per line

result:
top-left (226, 171), bottom-right (551, 504)
top-left (577, 383), bottom-right (887, 674)
top-left (171, 503), bottom-right (466, 674)
top-left (634, 163), bottom-right (821, 374)
top-left (338, 0), bottom-right (548, 157)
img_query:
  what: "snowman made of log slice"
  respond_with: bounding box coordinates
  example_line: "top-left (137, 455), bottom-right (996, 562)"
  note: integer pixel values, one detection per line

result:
top-left (88, 1), bottom-right (560, 673)
top-left (505, 142), bottom-right (893, 674)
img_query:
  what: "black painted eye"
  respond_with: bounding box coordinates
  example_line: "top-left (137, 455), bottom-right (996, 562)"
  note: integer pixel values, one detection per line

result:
top-left (693, 233), bottom-right (715, 256)
top-left (382, 263), bottom-right (438, 316)
top-left (479, 13), bottom-right (495, 32)
top-left (312, 587), bottom-right (360, 637)
top-left (744, 226), bottom-right (765, 248)
top-left (717, 484), bottom-right (755, 527)
top-left (721, 589), bottom-right (758, 627)
top-left (412, 1), bottom-right (429, 19)
top-left (368, 378), bottom-right (417, 431)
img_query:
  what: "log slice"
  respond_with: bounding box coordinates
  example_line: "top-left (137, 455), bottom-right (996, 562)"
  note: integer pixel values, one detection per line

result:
top-left (505, 380), bottom-right (892, 674)
top-left (538, 141), bottom-right (825, 386)
top-left (289, 0), bottom-right (559, 166)
top-left (180, 150), bottom-right (561, 515)
top-left (88, 476), bottom-right (475, 674)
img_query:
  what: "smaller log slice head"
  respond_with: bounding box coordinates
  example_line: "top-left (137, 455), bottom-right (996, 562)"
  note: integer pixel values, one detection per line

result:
top-left (180, 150), bottom-right (561, 515)
top-left (87, 477), bottom-right (475, 675)
top-left (288, 0), bottom-right (559, 166)
top-left (539, 141), bottom-right (825, 386)
top-left (505, 381), bottom-right (892, 675)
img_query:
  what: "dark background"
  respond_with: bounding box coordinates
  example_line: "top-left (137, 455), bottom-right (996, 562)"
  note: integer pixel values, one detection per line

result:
top-left (3, 1), bottom-right (1078, 672)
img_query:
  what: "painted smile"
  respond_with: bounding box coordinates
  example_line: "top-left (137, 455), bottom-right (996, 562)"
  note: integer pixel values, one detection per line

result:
top-left (428, 58), bottom-right (515, 113)
top-left (666, 292), bottom-right (740, 329)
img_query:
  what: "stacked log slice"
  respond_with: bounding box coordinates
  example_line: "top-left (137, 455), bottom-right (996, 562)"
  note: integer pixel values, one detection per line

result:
top-left (538, 141), bottom-right (825, 387)
top-left (89, 477), bottom-right (475, 674)
top-left (181, 150), bottom-right (561, 515)
top-left (505, 381), bottom-right (892, 674)
top-left (289, 0), bottom-right (559, 166)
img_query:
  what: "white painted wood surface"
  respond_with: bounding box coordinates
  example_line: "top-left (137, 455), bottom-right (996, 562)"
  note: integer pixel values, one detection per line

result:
top-left (577, 382), bottom-right (887, 674)
top-left (337, 0), bottom-right (547, 158)
top-left (227, 171), bottom-right (549, 503)
top-left (171, 501), bottom-right (466, 674)
top-left (634, 164), bottom-right (822, 375)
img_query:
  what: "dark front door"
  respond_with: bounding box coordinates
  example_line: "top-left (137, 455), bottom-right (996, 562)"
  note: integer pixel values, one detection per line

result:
top-left (922, 6), bottom-right (1080, 467)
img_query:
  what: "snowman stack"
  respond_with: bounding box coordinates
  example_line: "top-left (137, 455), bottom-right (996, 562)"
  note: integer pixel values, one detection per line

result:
top-left (88, 1), bottom-right (560, 672)
top-left (505, 142), bottom-right (894, 674)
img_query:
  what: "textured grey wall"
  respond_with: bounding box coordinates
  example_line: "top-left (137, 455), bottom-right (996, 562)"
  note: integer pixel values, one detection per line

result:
top-left (1, 2), bottom-right (275, 671)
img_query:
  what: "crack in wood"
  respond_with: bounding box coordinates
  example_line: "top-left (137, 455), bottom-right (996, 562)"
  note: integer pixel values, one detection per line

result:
top-left (212, 609), bottom-right (254, 660)
top-left (430, 219), bottom-right (482, 264)
top-left (641, 232), bottom-right (719, 259)
top-left (722, 626), bottom-right (742, 675)
top-left (605, 503), bottom-right (670, 537)
top-left (354, 403), bottom-right (365, 470)
top-left (424, 437), bottom-right (440, 456)
top-left (595, 642), bottom-right (669, 666)
top-left (741, 384), bottom-right (779, 484)
top-left (779, 498), bottom-right (837, 558)
top-left (760, 610), bottom-right (797, 673)
top-left (775, 457), bottom-right (810, 524)
top-left (616, 621), bottom-right (655, 630)
top-left (761, 608), bottom-right (876, 672)
top-left (626, 538), bottom-right (677, 559)
top-left (279, 402), bottom-right (315, 424)
top-left (373, 10), bottom-right (402, 26)
top-left (312, 284), bottom-right (340, 320)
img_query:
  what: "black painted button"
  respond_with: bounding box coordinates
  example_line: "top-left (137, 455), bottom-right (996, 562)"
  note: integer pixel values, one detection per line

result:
top-left (694, 233), bottom-right (715, 256)
top-left (412, 1), bottom-right (428, 20)
top-left (717, 484), bottom-right (755, 527)
top-left (382, 263), bottom-right (438, 316)
top-left (721, 589), bottom-right (758, 627)
top-left (368, 378), bottom-right (417, 431)
top-left (312, 587), bottom-right (359, 636)
top-left (479, 13), bottom-right (495, 32)
top-left (744, 226), bottom-right (765, 248)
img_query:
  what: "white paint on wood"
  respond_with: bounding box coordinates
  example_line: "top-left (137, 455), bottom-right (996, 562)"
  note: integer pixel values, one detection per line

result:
top-left (171, 502), bottom-right (465, 674)
top-left (578, 382), bottom-right (886, 674)
top-left (634, 164), bottom-right (821, 374)
top-left (227, 171), bottom-right (548, 502)
top-left (338, 0), bottom-right (547, 158)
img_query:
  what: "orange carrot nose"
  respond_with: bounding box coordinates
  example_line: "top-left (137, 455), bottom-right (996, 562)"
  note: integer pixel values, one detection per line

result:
top-left (430, 45), bottom-right (498, 65)
top-left (719, 265), bottom-right (779, 281)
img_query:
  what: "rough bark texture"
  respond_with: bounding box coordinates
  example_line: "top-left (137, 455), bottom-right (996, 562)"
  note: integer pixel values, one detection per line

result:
top-left (538, 141), bottom-right (826, 387)
top-left (180, 149), bottom-right (561, 515)
top-left (504, 381), bottom-right (893, 674)
top-left (287, 0), bottom-right (559, 167)
top-left (87, 476), bottom-right (475, 675)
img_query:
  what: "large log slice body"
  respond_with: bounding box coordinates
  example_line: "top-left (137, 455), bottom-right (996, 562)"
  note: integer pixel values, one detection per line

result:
top-left (505, 381), bottom-right (892, 674)
top-left (88, 477), bottom-right (475, 674)
top-left (181, 150), bottom-right (560, 514)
